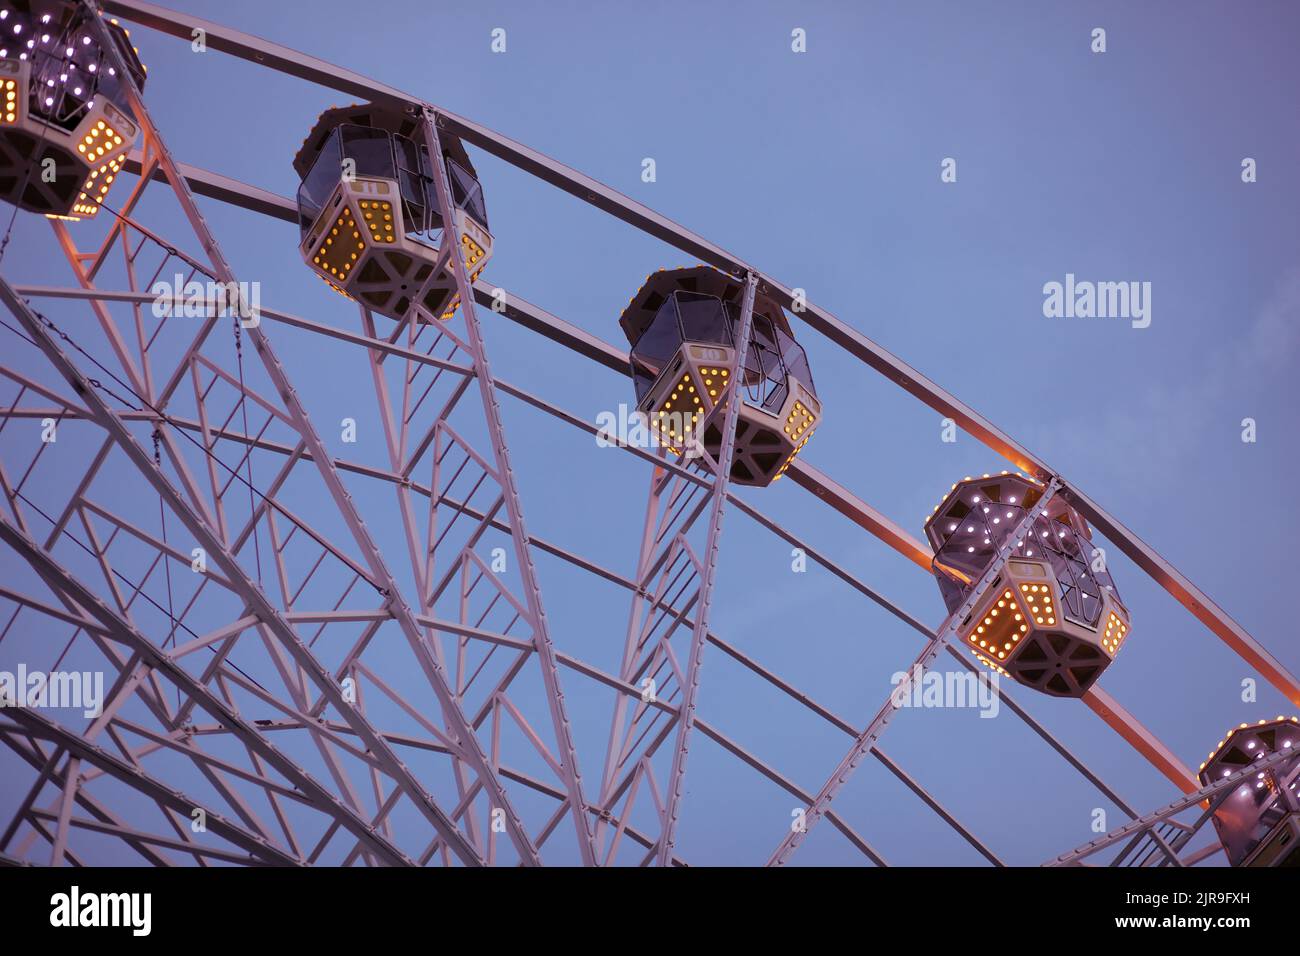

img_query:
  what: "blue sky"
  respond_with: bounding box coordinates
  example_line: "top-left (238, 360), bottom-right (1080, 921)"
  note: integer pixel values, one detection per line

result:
top-left (2, 0), bottom-right (1298, 865)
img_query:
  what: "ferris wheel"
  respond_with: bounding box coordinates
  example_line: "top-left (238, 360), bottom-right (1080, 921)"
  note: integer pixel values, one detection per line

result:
top-left (0, 0), bottom-right (1296, 871)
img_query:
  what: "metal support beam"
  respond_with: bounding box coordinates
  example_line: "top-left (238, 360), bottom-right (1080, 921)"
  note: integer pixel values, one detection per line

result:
top-left (0, 0), bottom-right (1282, 869)
top-left (1047, 743), bottom-right (1299, 866)
top-left (93, 0), bottom-right (1294, 710)
top-left (768, 480), bottom-right (1061, 865)
top-left (657, 272), bottom-right (758, 865)
top-left (0, 273), bottom-right (479, 865)
top-left (77, 3), bottom-right (541, 865)
top-left (1, 709), bottom-right (298, 866)
top-left (422, 109), bottom-right (597, 865)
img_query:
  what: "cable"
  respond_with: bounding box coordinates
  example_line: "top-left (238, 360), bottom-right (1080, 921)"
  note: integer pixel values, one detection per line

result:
top-left (152, 427), bottom-right (179, 708)
top-left (232, 316), bottom-right (263, 585)
top-left (7, 299), bottom-right (387, 598)
top-left (94, 198), bottom-right (216, 280)
top-left (90, 196), bottom-right (264, 592)
top-left (9, 487), bottom-right (269, 699)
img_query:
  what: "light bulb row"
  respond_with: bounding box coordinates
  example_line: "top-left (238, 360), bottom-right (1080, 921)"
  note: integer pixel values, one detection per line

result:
top-left (971, 649), bottom-right (1011, 678)
top-left (76, 118), bottom-right (122, 160)
top-left (1, 76), bottom-right (14, 124)
top-left (774, 430), bottom-right (812, 481)
top-left (73, 155), bottom-right (122, 217)
top-left (700, 365), bottom-right (727, 400)
top-left (1102, 611), bottom-right (1127, 655)
top-left (360, 199), bottom-right (395, 243)
top-left (461, 233), bottom-right (483, 266)
top-left (1020, 583), bottom-right (1055, 626)
top-left (1198, 716), bottom-right (1300, 773)
top-left (784, 399), bottom-right (814, 438)
top-left (968, 588), bottom-right (1027, 661)
top-left (312, 208), bottom-right (363, 281)
top-left (925, 470), bottom-right (1038, 527)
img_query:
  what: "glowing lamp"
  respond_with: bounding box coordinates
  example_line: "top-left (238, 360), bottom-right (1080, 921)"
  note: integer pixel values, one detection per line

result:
top-left (292, 103), bottom-right (491, 322)
top-left (0, 2), bottom-right (145, 220)
top-left (924, 472), bottom-right (1130, 697)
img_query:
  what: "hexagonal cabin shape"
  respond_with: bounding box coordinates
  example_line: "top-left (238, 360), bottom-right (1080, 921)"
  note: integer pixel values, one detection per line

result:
top-left (617, 266), bottom-right (820, 487)
top-left (924, 472), bottom-right (1131, 697)
top-left (293, 103), bottom-right (491, 322)
top-left (1197, 716), bottom-right (1300, 867)
top-left (0, 2), bottom-right (146, 220)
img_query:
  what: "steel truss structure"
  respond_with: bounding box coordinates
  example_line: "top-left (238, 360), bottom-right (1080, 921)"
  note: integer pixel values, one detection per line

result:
top-left (0, 0), bottom-right (1296, 867)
